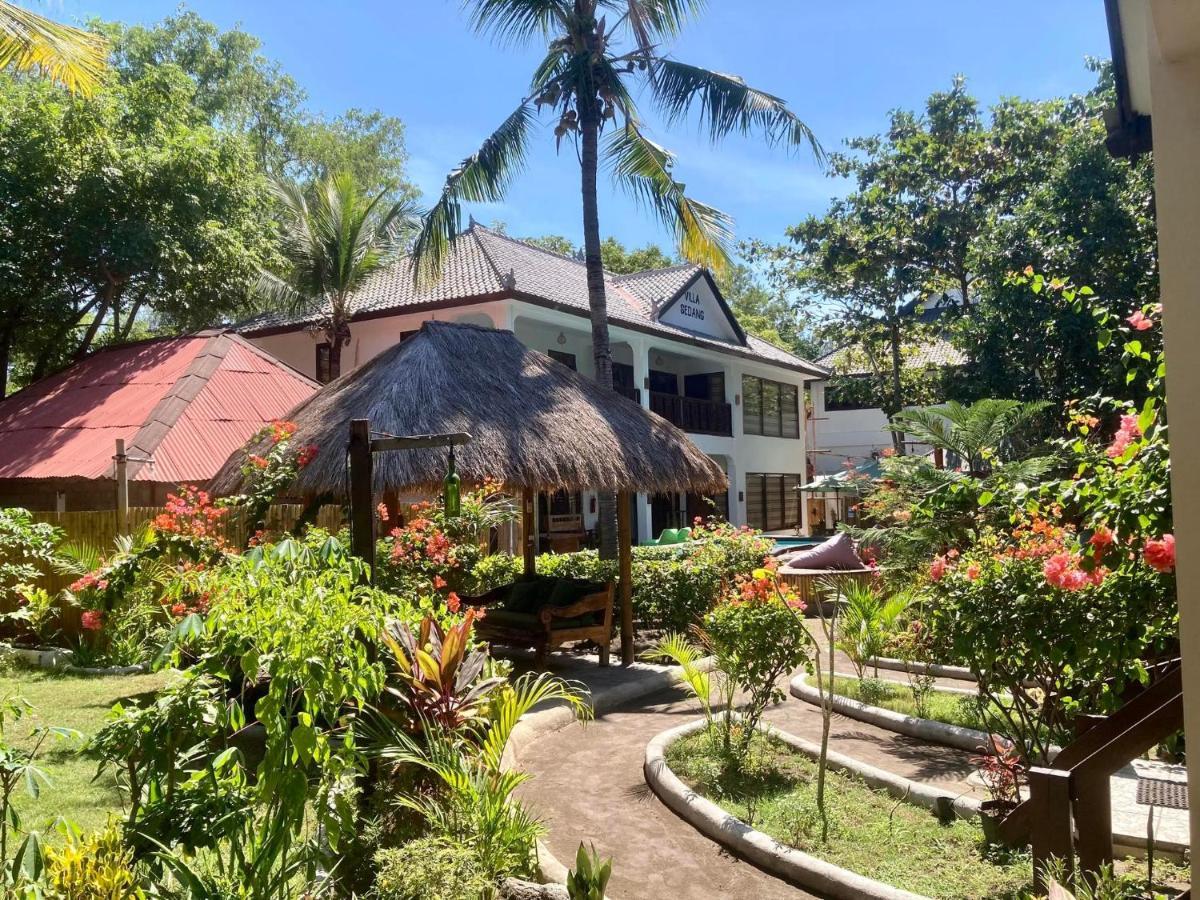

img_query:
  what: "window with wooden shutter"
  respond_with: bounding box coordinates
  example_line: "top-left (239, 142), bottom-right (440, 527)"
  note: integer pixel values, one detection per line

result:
top-left (781, 384), bottom-right (800, 438)
top-left (745, 474), bottom-right (765, 530)
top-left (742, 375), bottom-right (762, 435)
top-left (764, 474), bottom-right (784, 530)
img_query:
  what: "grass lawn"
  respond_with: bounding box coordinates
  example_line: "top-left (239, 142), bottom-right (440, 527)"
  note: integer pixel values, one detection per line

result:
top-left (3, 665), bottom-right (168, 837)
top-left (827, 674), bottom-right (988, 731)
top-left (667, 725), bottom-right (1030, 900)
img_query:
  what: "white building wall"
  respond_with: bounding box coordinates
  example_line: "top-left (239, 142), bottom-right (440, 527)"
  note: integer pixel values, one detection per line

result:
top-left (247, 297), bottom-right (814, 534)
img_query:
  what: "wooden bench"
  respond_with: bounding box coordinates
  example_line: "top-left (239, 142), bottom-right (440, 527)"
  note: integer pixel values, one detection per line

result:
top-left (462, 577), bottom-right (615, 668)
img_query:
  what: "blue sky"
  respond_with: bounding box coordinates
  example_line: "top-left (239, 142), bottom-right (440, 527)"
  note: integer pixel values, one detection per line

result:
top-left (58, 2), bottom-right (1112, 255)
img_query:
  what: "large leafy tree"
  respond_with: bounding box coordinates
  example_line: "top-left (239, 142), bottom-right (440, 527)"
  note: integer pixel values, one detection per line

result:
top-left (950, 66), bottom-right (1157, 405)
top-left (0, 69), bottom-right (276, 395)
top-left (413, 0), bottom-right (820, 561)
top-left (0, 0), bottom-right (106, 94)
top-left (754, 194), bottom-right (932, 453)
top-left (257, 172), bottom-right (419, 382)
top-left (101, 10), bottom-right (420, 202)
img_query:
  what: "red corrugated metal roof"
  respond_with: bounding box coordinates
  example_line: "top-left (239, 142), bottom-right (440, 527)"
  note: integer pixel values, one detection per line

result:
top-left (0, 333), bottom-right (317, 483)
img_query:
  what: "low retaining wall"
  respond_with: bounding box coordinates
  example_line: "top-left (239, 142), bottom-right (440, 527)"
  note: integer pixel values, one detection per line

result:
top-left (0, 644), bottom-right (148, 677)
top-left (866, 656), bottom-right (976, 683)
top-left (790, 672), bottom-right (991, 754)
top-left (644, 717), bottom-right (944, 900)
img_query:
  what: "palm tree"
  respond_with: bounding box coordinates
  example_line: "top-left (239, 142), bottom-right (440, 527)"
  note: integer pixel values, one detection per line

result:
top-left (412, 0), bottom-right (822, 557)
top-left (258, 172), bottom-right (419, 382)
top-left (0, 1), bottom-right (107, 95)
top-left (887, 399), bottom-right (1052, 476)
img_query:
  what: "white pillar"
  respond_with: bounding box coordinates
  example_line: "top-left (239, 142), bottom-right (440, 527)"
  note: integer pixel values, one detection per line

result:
top-left (632, 339), bottom-right (651, 410)
top-left (1146, 0), bottom-right (1200, 845)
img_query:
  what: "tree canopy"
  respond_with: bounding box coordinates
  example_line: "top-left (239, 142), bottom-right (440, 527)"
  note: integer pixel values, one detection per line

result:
top-left (750, 66), bottom-right (1157, 419)
top-left (0, 9), bottom-right (419, 396)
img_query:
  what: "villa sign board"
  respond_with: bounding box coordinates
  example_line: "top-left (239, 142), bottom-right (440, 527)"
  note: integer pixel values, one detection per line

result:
top-left (657, 276), bottom-right (742, 343)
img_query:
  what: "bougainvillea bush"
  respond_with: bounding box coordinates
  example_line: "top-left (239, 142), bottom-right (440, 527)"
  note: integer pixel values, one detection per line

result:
top-left (62, 422), bottom-right (319, 665)
top-left (924, 294), bottom-right (1176, 763)
top-left (375, 478), bottom-right (518, 599)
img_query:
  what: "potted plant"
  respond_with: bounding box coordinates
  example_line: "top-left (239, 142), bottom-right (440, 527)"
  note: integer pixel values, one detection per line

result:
top-left (972, 733), bottom-right (1025, 843)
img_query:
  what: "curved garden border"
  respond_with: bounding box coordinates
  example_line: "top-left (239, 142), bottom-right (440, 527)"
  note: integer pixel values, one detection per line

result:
top-left (644, 716), bottom-right (982, 900)
top-left (865, 656), bottom-right (976, 683)
top-left (790, 672), bottom-right (990, 754)
top-left (0, 644), bottom-right (148, 676)
top-left (504, 655), bottom-right (717, 891)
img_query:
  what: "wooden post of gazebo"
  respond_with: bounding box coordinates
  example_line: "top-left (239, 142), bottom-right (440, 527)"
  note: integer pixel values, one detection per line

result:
top-left (521, 488), bottom-right (536, 576)
top-left (348, 419), bottom-right (375, 571)
top-left (617, 491), bottom-right (634, 665)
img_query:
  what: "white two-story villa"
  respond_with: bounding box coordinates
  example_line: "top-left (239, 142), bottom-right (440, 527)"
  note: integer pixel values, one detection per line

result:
top-left (239, 224), bottom-right (828, 544)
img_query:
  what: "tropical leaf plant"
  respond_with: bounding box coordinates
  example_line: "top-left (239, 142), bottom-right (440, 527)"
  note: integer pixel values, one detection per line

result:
top-left (835, 580), bottom-right (909, 679)
top-left (372, 671), bottom-right (590, 881)
top-left (381, 609), bottom-right (506, 731)
top-left (0, 2), bottom-right (107, 96)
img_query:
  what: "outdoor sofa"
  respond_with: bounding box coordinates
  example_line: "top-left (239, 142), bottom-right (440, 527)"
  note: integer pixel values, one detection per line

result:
top-left (462, 575), bottom-right (615, 667)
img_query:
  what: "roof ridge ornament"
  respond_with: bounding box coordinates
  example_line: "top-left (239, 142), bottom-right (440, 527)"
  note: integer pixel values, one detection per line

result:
top-left (500, 268), bottom-right (517, 290)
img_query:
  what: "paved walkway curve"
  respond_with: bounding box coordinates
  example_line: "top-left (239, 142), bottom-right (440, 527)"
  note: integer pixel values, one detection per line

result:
top-left (517, 669), bottom-right (986, 900)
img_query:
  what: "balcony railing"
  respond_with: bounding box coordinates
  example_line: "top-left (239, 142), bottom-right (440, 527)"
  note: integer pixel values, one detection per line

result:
top-left (648, 391), bottom-right (732, 436)
top-left (616, 386), bottom-right (641, 404)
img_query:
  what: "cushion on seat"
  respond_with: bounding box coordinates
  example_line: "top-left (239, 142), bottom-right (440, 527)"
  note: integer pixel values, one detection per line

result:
top-left (779, 532), bottom-right (864, 570)
top-left (479, 608), bottom-right (600, 631)
top-left (505, 578), bottom-right (554, 613)
top-left (547, 578), bottom-right (605, 609)
top-left (480, 609), bottom-right (540, 630)
top-left (660, 528), bottom-right (686, 545)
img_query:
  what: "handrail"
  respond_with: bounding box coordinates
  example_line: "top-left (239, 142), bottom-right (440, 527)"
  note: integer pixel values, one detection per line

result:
top-left (1005, 662), bottom-right (1184, 890)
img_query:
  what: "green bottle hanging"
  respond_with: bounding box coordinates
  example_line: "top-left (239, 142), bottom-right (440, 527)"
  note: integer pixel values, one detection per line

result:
top-left (443, 446), bottom-right (461, 517)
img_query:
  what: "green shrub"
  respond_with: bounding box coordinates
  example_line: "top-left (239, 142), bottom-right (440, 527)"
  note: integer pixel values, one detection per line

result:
top-left (468, 522), bottom-right (772, 632)
top-left (372, 836), bottom-right (492, 900)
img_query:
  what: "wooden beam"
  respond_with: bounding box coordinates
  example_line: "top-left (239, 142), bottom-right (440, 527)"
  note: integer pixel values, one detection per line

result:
top-left (114, 439), bottom-right (128, 536)
top-left (617, 491), bottom-right (634, 666)
top-left (1029, 766), bottom-right (1074, 892)
top-left (521, 488), bottom-right (536, 577)
top-left (348, 418), bottom-right (375, 574)
top-left (369, 431), bottom-right (471, 453)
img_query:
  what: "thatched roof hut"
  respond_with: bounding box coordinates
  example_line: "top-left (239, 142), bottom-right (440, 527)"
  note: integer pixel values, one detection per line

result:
top-left (211, 321), bottom-right (727, 497)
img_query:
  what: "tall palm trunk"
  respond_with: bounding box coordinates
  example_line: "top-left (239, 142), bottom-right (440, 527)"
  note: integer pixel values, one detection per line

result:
top-left (579, 85), bottom-right (618, 560)
top-left (888, 319), bottom-right (905, 455)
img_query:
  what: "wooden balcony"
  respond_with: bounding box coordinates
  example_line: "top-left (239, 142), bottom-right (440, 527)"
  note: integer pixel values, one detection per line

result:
top-left (648, 391), bottom-right (732, 436)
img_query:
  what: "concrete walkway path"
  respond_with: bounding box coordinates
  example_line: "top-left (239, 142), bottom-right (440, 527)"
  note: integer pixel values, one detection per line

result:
top-left (515, 658), bottom-right (985, 900)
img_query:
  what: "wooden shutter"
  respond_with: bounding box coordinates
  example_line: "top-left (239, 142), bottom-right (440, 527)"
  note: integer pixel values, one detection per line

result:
top-left (765, 474), bottom-right (784, 530)
top-left (762, 382), bottom-right (781, 437)
top-left (745, 474), bottom-right (765, 530)
top-left (742, 375), bottom-right (762, 435)
top-left (781, 384), bottom-right (800, 438)
top-left (783, 475), bottom-right (801, 528)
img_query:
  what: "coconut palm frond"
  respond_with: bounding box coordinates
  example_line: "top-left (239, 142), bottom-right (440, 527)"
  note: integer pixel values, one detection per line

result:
top-left (464, 0), bottom-right (571, 45)
top-left (613, 0), bottom-right (706, 51)
top-left (606, 119), bottom-right (733, 273)
top-left (649, 58), bottom-right (823, 160)
top-left (0, 1), bottom-right (107, 96)
top-left (478, 672), bottom-right (590, 773)
top-left (411, 101), bottom-right (536, 285)
top-left (51, 539), bottom-right (102, 576)
top-left (887, 406), bottom-right (958, 452)
top-left (259, 171), bottom-right (418, 321)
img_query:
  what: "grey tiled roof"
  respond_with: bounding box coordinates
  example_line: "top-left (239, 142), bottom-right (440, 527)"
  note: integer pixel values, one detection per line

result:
top-left (239, 224), bottom-right (827, 376)
top-left (817, 337), bottom-right (965, 374)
